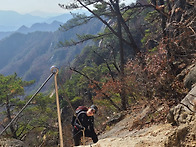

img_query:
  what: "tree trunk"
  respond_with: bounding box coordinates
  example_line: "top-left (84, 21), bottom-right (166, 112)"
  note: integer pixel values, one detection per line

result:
top-left (159, 0), bottom-right (167, 37)
top-left (114, 0), bottom-right (128, 110)
top-left (6, 95), bottom-right (17, 138)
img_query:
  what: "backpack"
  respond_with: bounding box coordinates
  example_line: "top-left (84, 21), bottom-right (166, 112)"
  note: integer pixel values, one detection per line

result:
top-left (71, 106), bottom-right (88, 126)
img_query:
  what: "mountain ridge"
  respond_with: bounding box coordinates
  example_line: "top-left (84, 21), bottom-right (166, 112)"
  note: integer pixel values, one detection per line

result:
top-left (0, 21), bottom-right (63, 40)
top-left (0, 17), bottom-right (104, 93)
top-left (16, 21), bottom-right (63, 34)
top-left (0, 10), bottom-right (44, 31)
top-left (0, 10), bottom-right (90, 40)
top-left (0, 10), bottom-right (72, 32)
top-left (0, 10), bottom-right (89, 32)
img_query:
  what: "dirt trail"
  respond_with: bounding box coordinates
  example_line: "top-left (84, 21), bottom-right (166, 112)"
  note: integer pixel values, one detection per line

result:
top-left (78, 85), bottom-right (196, 147)
top-left (79, 113), bottom-right (175, 147)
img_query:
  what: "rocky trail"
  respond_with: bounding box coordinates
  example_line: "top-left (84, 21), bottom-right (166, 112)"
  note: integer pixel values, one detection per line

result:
top-left (81, 113), bottom-right (196, 147)
top-left (80, 85), bottom-right (196, 147)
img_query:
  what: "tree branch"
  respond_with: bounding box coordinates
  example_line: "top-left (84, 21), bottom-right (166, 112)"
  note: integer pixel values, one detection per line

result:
top-left (70, 67), bottom-right (121, 110)
top-left (93, 51), bottom-right (115, 81)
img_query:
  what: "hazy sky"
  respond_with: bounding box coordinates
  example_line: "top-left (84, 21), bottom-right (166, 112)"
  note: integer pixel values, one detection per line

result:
top-left (0, 0), bottom-right (73, 16)
top-left (0, 0), bottom-right (135, 17)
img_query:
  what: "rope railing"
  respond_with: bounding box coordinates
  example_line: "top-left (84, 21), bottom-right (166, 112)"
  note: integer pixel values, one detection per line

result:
top-left (51, 66), bottom-right (64, 147)
top-left (59, 84), bottom-right (86, 145)
top-left (0, 66), bottom-right (64, 147)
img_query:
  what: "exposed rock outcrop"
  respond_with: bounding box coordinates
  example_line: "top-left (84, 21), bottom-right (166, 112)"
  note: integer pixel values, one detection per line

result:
top-left (184, 64), bottom-right (196, 90)
top-left (0, 138), bottom-right (26, 147)
top-left (165, 63), bottom-right (196, 146)
top-left (167, 85), bottom-right (196, 126)
top-left (167, 63), bottom-right (196, 126)
top-left (164, 119), bottom-right (196, 147)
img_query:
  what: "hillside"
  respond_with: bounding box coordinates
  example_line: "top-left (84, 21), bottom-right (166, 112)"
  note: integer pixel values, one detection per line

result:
top-left (81, 82), bottom-right (196, 147)
top-left (1, 83), bottom-right (195, 146)
top-left (0, 18), bottom-right (104, 93)
top-left (0, 0), bottom-right (195, 146)
top-left (88, 115), bottom-right (196, 147)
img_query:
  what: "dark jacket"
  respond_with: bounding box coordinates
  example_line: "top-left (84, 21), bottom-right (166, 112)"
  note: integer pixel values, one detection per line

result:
top-left (72, 111), bottom-right (98, 145)
top-left (73, 111), bottom-right (94, 132)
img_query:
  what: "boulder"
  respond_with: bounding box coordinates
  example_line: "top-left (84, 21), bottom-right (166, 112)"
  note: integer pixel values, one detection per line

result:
top-left (164, 119), bottom-right (196, 147)
top-left (166, 63), bottom-right (196, 146)
top-left (0, 138), bottom-right (26, 147)
top-left (167, 85), bottom-right (196, 126)
top-left (184, 64), bottom-right (196, 90)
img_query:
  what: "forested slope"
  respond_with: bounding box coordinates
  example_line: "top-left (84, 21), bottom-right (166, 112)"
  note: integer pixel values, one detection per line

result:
top-left (0, 17), bottom-right (103, 92)
top-left (0, 0), bottom-right (195, 146)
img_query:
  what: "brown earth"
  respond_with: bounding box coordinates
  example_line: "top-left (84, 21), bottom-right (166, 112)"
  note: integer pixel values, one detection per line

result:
top-left (79, 113), bottom-right (196, 147)
top-left (78, 99), bottom-right (196, 147)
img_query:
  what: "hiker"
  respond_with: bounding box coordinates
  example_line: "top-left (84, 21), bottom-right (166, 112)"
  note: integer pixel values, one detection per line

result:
top-left (72, 105), bottom-right (98, 146)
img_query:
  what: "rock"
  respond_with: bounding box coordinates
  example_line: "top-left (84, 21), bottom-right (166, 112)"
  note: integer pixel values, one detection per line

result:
top-left (106, 112), bottom-right (124, 126)
top-left (164, 124), bottom-right (189, 147)
top-left (165, 119), bottom-right (196, 147)
top-left (0, 138), bottom-right (26, 147)
top-left (184, 64), bottom-right (196, 90)
top-left (166, 64), bottom-right (196, 146)
top-left (167, 85), bottom-right (196, 125)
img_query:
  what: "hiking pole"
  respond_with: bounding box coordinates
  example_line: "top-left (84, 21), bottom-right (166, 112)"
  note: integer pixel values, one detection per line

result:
top-left (0, 68), bottom-right (55, 136)
top-left (82, 129), bottom-right (86, 145)
top-left (51, 66), bottom-right (63, 147)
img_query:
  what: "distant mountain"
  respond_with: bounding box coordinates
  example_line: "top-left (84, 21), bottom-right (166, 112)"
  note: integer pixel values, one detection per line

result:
top-left (0, 31), bottom-right (12, 40)
top-left (0, 17), bottom-right (104, 93)
top-left (0, 10), bottom-right (89, 32)
top-left (45, 13), bottom-right (73, 24)
top-left (0, 10), bottom-right (90, 40)
top-left (16, 21), bottom-right (63, 34)
top-left (0, 21), bottom-right (63, 40)
top-left (0, 11), bottom-right (72, 32)
top-left (0, 11), bottom-right (44, 31)
top-left (44, 9), bottom-right (91, 23)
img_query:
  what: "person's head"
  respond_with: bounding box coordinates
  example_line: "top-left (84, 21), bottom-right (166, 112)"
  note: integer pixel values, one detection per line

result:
top-left (86, 105), bottom-right (98, 116)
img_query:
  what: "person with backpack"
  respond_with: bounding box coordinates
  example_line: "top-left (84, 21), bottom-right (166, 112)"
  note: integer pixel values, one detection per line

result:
top-left (72, 105), bottom-right (98, 146)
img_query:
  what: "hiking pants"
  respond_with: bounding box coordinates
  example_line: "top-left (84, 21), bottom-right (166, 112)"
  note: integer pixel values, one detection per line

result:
top-left (73, 129), bottom-right (98, 146)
